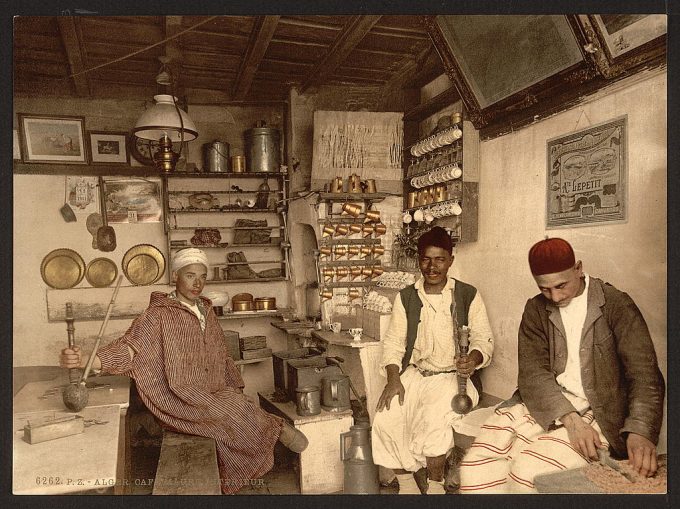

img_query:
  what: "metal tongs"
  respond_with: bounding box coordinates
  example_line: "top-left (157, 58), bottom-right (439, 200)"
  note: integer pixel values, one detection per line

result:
top-left (597, 448), bottom-right (637, 483)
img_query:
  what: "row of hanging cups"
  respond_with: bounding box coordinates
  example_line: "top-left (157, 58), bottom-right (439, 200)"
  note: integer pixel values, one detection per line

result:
top-left (321, 287), bottom-right (362, 302)
top-left (319, 244), bottom-right (384, 260)
top-left (322, 222), bottom-right (387, 238)
top-left (410, 162), bottom-right (462, 189)
top-left (340, 203), bottom-right (382, 222)
top-left (407, 186), bottom-right (449, 208)
top-left (403, 201), bottom-right (463, 224)
top-left (322, 265), bottom-right (384, 282)
top-left (409, 113), bottom-right (463, 157)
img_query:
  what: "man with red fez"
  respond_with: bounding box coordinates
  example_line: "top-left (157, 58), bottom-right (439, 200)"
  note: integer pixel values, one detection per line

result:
top-left (459, 237), bottom-right (664, 493)
top-left (372, 226), bottom-right (494, 494)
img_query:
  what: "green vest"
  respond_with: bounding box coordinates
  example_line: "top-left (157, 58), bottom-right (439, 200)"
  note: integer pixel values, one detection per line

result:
top-left (399, 278), bottom-right (483, 393)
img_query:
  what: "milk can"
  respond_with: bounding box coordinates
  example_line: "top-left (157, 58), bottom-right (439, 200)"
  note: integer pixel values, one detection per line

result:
top-left (340, 421), bottom-right (379, 494)
top-left (203, 140), bottom-right (230, 172)
top-left (244, 121), bottom-right (280, 173)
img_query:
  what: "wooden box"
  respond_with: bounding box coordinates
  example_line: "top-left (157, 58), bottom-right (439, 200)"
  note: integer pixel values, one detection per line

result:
top-left (286, 358), bottom-right (341, 401)
top-left (241, 347), bottom-right (272, 360)
top-left (239, 335), bottom-right (267, 351)
top-left (272, 348), bottom-right (316, 393)
top-left (361, 309), bottom-right (392, 341)
top-left (23, 415), bottom-right (84, 444)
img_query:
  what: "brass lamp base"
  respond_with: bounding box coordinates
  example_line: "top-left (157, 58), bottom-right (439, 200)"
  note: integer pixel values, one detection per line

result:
top-left (153, 135), bottom-right (179, 172)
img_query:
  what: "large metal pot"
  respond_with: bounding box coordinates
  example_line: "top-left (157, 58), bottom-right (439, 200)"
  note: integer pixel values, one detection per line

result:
top-left (203, 140), bottom-right (230, 172)
top-left (245, 122), bottom-right (280, 173)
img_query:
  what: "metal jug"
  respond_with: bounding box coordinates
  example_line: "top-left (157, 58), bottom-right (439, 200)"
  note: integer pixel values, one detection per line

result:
top-left (203, 140), bottom-right (230, 172)
top-left (321, 374), bottom-right (351, 411)
top-left (348, 173), bottom-right (362, 193)
top-left (340, 421), bottom-right (379, 494)
top-left (331, 176), bottom-right (344, 193)
top-left (295, 385), bottom-right (321, 416)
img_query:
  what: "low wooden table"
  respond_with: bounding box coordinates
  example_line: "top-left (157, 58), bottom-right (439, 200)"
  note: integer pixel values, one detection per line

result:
top-left (259, 392), bottom-right (353, 494)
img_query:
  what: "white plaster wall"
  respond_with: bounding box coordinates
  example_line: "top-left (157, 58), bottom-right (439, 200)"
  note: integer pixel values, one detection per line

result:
top-left (450, 71), bottom-right (667, 451)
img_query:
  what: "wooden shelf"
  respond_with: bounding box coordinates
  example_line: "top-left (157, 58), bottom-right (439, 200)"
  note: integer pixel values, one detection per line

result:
top-left (319, 238), bottom-right (381, 246)
top-left (318, 260), bottom-right (382, 267)
top-left (234, 357), bottom-right (272, 365)
top-left (166, 172), bottom-right (286, 179)
top-left (168, 208), bottom-right (277, 213)
top-left (318, 192), bottom-right (387, 202)
top-left (168, 243), bottom-right (283, 249)
top-left (321, 281), bottom-right (377, 288)
top-left (168, 190), bottom-right (284, 195)
top-left (13, 161), bottom-right (161, 177)
top-left (404, 197), bottom-right (463, 212)
top-left (169, 226), bottom-right (285, 230)
top-left (205, 277), bottom-right (286, 284)
top-left (219, 308), bottom-right (289, 320)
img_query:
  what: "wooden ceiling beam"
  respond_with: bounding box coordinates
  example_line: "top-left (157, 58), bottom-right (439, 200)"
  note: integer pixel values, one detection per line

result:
top-left (232, 15), bottom-right (280, 100)
top-left (299, 15), bottom-right (381, 94)
top-left (56, 16), bottom-right (90, 97)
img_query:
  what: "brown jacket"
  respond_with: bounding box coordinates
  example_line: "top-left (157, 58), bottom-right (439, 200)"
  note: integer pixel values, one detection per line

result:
top-left (508, 277), bottom-right (664, 457)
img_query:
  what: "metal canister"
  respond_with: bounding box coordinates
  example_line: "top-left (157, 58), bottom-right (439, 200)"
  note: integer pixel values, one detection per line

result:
top-left (231, 155), bottom-right (246, 173)
top-left (244, 122), bottom-right (280, 173)
top-left (341, 421), bottom-right (379, 494)
top-left (296, 385), bottom-right (321, 416)
top-left (203, 140), bottom-right (230, 172)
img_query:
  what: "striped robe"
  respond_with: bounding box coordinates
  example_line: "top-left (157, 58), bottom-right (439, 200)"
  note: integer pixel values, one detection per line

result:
top-left (97, 292), bottom-right (283, 494)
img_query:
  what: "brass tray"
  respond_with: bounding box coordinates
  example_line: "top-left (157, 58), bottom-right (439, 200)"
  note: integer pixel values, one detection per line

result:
top-left (122, 244), bottom-right (165, 285)
top-left (40, 248), bottom-right (85, 289)
top-left (85, 257), bottom-right (118, 287)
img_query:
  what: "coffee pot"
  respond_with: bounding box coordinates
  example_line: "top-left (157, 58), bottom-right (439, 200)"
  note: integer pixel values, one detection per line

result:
top-left (340, 421), bottom-right (379, 494)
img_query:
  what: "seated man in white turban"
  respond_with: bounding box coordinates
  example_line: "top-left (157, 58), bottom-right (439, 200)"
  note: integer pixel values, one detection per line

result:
top-left (60, 248), bottom-right (307, 494)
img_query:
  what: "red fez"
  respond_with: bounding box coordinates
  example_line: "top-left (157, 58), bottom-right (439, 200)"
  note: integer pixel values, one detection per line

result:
top-left (528, 238), bottom-right (575, 276)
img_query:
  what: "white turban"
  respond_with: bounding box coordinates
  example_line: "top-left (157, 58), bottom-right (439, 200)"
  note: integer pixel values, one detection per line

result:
top-left (171, 248), bottom-right (209, 272)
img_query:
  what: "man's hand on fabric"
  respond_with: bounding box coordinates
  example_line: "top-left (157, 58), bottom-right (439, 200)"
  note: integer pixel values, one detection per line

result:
top-left (626, 433), bottom-right (658, 477)
top-left (377, 379), bottom-right (405, 412)
top-left (455, 349), bottom-right (483, 377)
top-left (562, 412), bottom-right (602, 460)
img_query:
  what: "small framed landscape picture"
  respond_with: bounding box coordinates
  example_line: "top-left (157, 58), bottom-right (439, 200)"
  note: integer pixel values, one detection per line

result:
top-left (88, 131), bottom-right (130, 164)
top-left (18, 114), bottom-right (87, 164)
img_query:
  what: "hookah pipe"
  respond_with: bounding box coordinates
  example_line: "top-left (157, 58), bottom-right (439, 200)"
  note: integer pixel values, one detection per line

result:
top-left (451, 325), bottom-right (473, 415)
top-left (64, 302), bottom-right (81, 385)
top-left (62, 276), bottom-right (123, 412)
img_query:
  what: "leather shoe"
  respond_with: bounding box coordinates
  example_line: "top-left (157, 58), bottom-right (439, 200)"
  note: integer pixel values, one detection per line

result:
top-left (278, 421), bottom-right (309, 453)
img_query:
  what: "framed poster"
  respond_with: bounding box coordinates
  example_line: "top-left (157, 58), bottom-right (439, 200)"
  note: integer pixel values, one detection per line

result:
top-left (546, 116), bottom-right (627, 228)
top-left (102, 177), bottom-right (162, 223)
top-left (18, 114), bottom-right (87, 164)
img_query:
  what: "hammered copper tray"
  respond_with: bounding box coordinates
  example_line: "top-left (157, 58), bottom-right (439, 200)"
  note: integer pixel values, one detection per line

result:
top-left (85, 257), bottom-right (118, 287)
top-left (40, 248), bottom-right (85, 289)
top-left (122, 244), bottom-right (165, 285)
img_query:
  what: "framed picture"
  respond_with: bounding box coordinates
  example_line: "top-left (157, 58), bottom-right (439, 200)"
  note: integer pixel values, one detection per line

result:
top-left (546, 116), bottom-right (627, 229)
top-left (18, 114), bottom-right (87, 164)
top-left (577, 14), bottom-right (667, 79)
top-left (88, 131), bottom-right (130, 164)
top-left (102, 177), bottom-right (162, 223)
top-left (425, 15), bottom-right (587, 131)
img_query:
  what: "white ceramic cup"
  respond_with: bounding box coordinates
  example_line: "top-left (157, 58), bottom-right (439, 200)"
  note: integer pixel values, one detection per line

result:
top-left (425, 211), bottom-right (435, 224)
top-left (451, 202), bottom-right (463, 215)
top-left (413, 209), bottom-right (425, 222)
top-left (402, 212), bottom-right (413, 224)
top-left (348, 327), bottom-right (363, 341)
top-left (329, 322), bottom-right (341, 333)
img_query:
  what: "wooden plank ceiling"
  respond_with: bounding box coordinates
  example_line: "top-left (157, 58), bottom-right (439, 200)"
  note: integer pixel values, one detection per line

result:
top-left (13, 15), bottom-right (438, 103)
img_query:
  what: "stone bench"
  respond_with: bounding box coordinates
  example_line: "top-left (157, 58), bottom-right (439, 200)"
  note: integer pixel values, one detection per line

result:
top-left (152, 430), bottom-right (221, 495)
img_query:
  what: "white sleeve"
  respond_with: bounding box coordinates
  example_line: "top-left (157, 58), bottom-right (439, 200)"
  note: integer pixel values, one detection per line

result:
top-left (379, 294), bottom-right (408, 377)
top-left (467, 291), bottom-right (494, 368)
